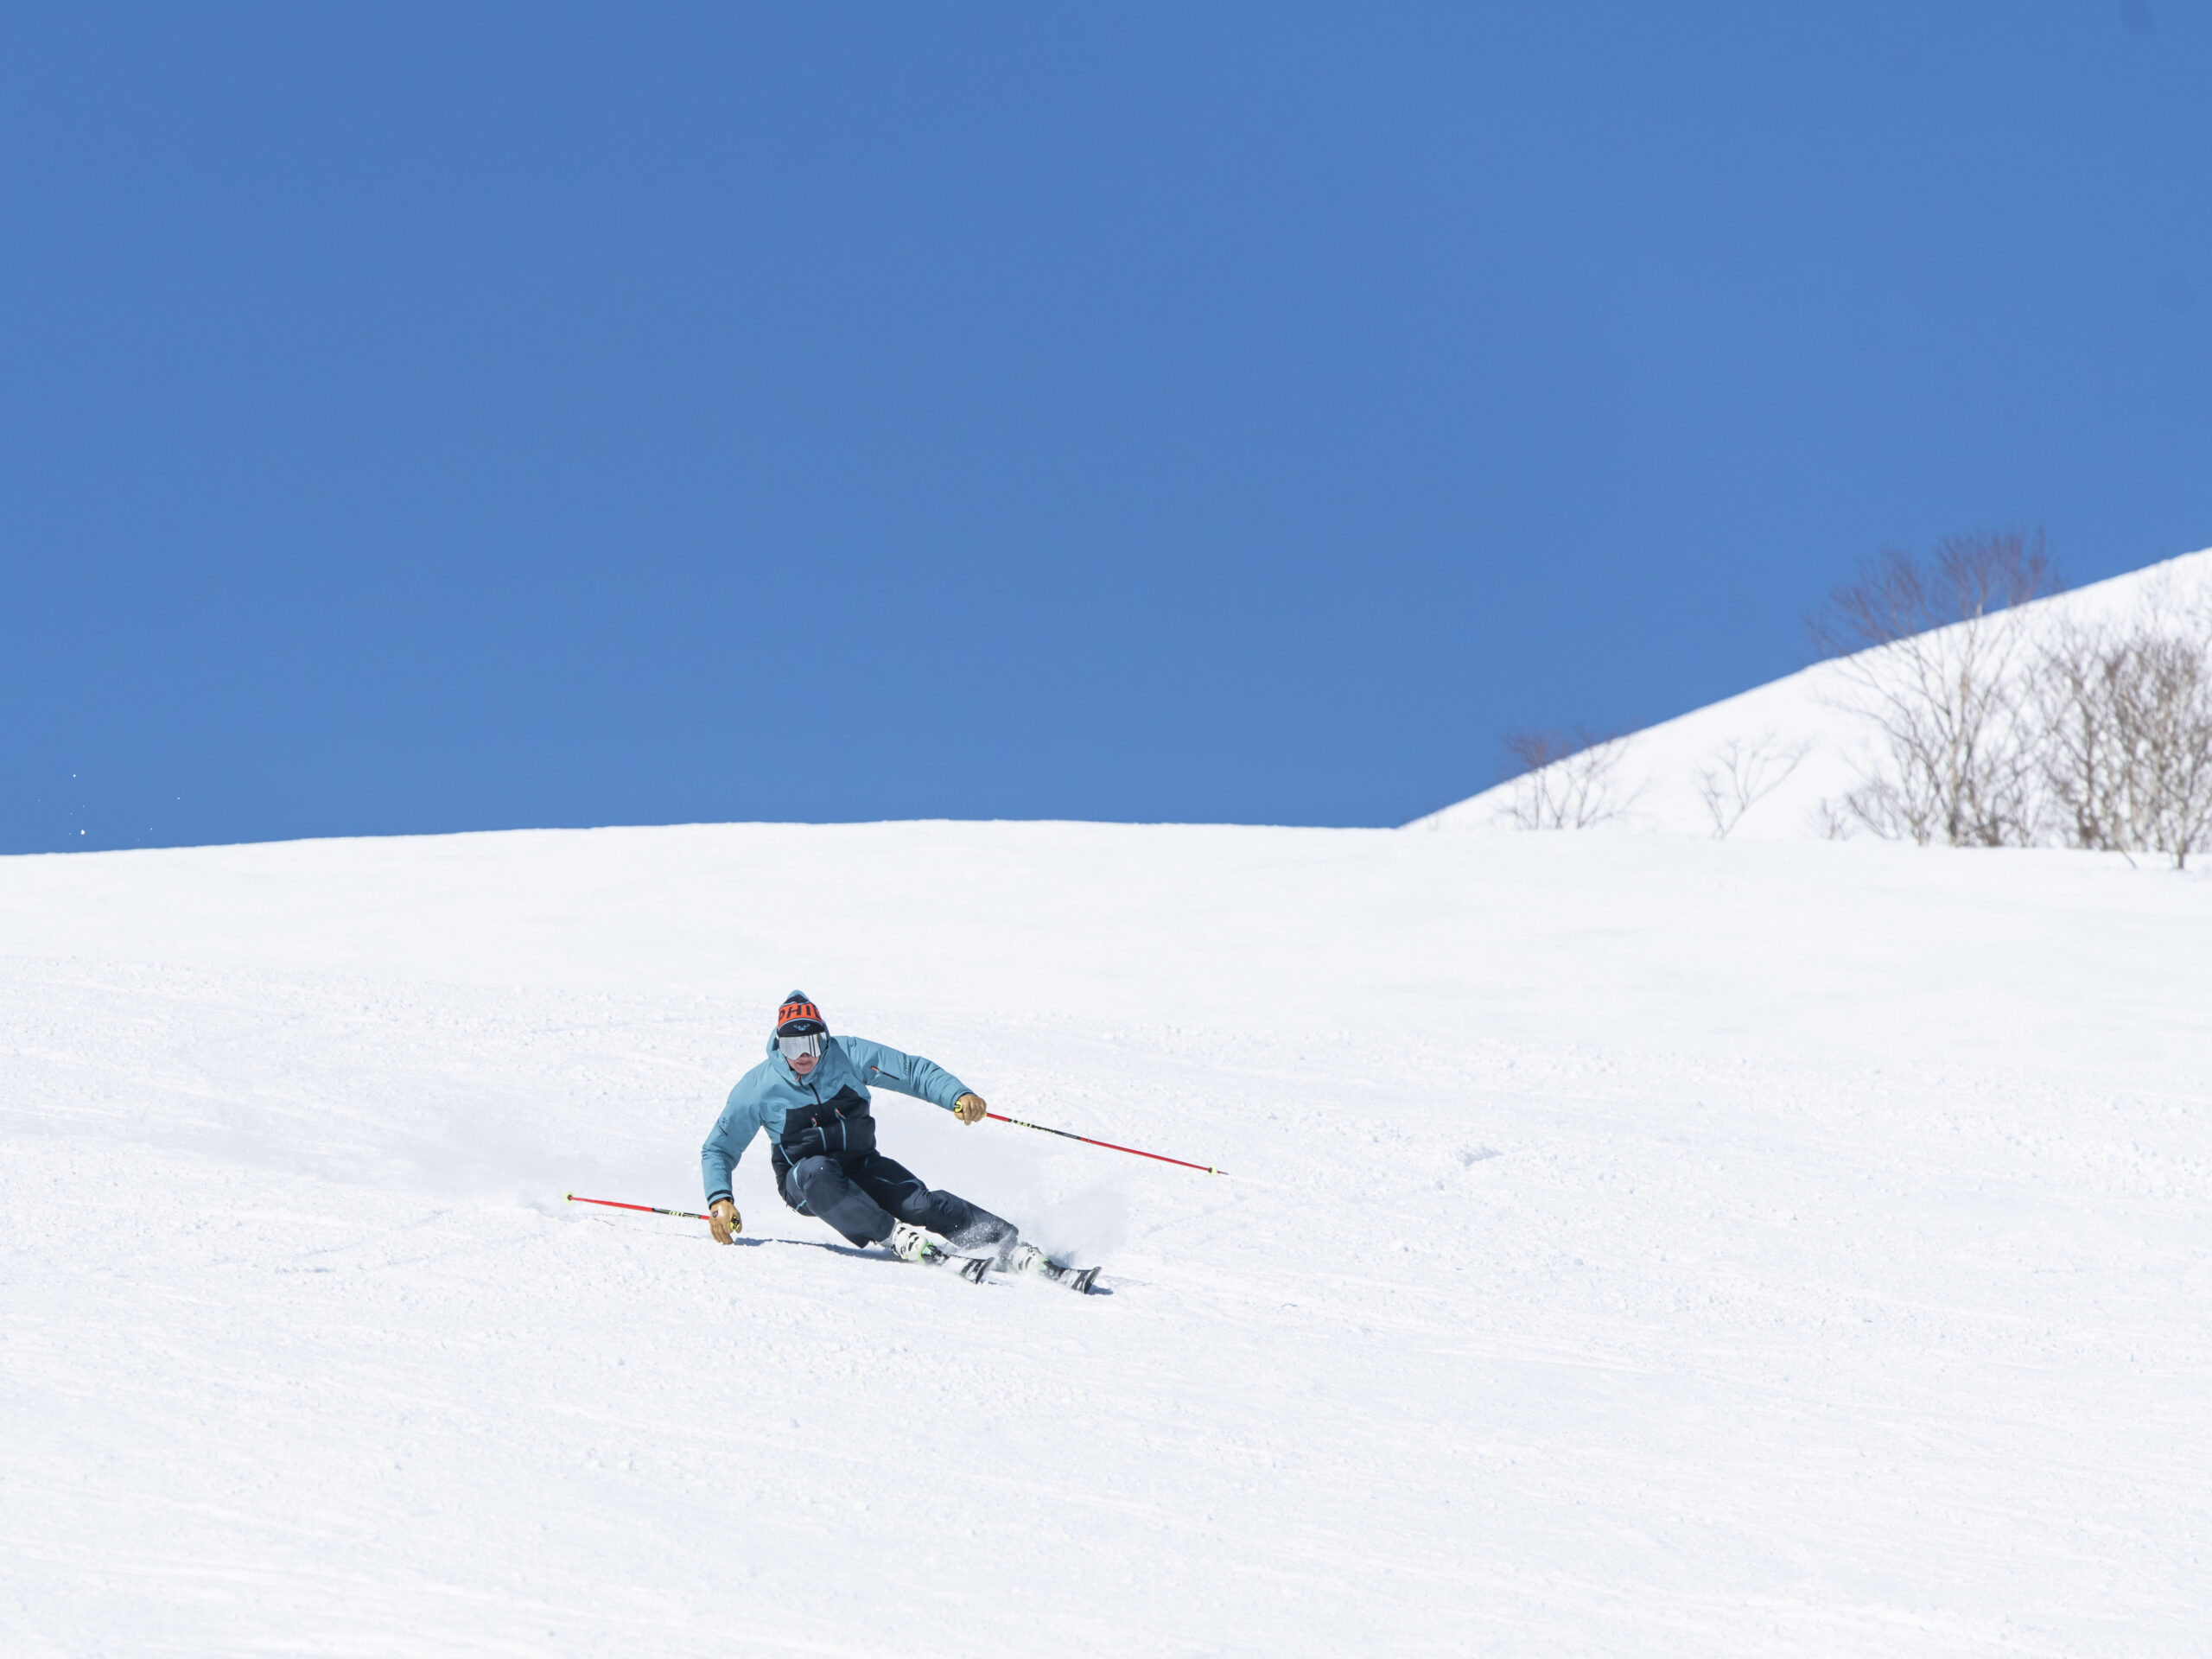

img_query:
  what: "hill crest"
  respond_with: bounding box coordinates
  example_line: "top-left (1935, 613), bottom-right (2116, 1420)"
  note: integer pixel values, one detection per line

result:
top-left (1408, 545), bottom-right (2212, 841)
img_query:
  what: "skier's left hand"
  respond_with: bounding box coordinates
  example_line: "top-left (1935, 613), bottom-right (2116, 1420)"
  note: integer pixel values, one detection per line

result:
top-left (953, 1092), bottom-right (987, 1126)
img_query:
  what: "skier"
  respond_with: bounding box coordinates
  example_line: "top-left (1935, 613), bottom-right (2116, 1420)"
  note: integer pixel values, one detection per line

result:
top-left (701, 992), bottom-right (1049, 1274)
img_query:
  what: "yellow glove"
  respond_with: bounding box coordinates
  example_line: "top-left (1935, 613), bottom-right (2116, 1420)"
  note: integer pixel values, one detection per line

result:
top-left (953, 1092), bottom-right (987, 1126)
top-left (709, 1198), bottom-right (741, 1244)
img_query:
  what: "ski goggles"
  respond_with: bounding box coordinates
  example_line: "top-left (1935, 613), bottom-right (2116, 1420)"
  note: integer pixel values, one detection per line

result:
top-left (778, 1032), bottom-right (824, 1063)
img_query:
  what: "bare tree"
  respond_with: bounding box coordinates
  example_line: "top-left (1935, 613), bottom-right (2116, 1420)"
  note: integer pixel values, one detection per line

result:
top-left (1808, 530), bottom-right (2059, 847)
top-left (1808, 796), bottom-right (1858, 841)
top-left (2031, 618), bottom-right (2129, 852)
top-left (2036, 592), bottom-right (2212, 868)
top-left (1691, 731), bottom-right (1814, 838)
top-left (1496, 725), bottom-right (1645, 830)
top-left (2125, 631), bottom-right (2212, 868)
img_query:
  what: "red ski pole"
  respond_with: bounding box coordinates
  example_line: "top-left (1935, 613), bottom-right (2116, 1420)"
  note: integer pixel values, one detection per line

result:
top-left (977, 1111), bottom-right (1224, 1175)
top-left (565, 1192), bottom-right (712, 1221)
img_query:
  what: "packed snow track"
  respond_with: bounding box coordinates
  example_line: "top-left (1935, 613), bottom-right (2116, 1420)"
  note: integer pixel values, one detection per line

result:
top-left (3, 822), bottom-right (2207, 1655)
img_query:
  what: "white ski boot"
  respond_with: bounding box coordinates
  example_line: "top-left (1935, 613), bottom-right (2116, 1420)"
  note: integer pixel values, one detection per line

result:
top-left (1001, 1241), bottom-right (1052, 1276)
top-left (1001, 1239), bottom-right (1101, 1294)
top-left (887, 1222), bottom-right (945, 1264)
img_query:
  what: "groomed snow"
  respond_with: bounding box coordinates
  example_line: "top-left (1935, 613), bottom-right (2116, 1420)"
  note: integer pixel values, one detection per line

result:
top-left (3, 821), bottom-right (2209, 1654)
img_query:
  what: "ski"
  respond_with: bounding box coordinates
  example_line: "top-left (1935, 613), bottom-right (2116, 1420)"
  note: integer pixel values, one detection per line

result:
top-left (1032, 1257), bottom-right (1102, 1294)
top-left (995, 1241), bottom-right (1102, 1294)
top-left (912, 1244), bottom-right (991, 1283)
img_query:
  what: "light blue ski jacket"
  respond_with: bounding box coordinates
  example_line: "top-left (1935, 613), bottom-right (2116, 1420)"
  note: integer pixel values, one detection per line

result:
top-left (700, 1034), bottom-right (971, 1206)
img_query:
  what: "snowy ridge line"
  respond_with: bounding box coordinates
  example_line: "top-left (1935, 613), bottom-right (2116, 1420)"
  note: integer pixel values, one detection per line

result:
top-left (1412, 543), bottom-right (2212, 841)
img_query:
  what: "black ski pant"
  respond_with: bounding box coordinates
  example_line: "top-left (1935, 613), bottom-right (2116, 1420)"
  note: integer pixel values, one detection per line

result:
top-left (781, 1151), bottom-right (1016, 1255)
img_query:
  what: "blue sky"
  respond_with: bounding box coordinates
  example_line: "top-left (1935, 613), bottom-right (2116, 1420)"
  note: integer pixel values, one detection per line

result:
top-left (3, 3), bottom-right (2207, 852)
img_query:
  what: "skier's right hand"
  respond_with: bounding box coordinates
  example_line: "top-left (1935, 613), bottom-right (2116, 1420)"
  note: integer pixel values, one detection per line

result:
top-left (709, 1199), bottom-right (741, 1245)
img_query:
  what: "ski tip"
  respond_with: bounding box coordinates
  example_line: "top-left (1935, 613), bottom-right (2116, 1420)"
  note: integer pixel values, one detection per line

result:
top-left (960, 1255), bottom-right (990, 1283)
top-left (1072, 1266), bottom-right (1101, 1294)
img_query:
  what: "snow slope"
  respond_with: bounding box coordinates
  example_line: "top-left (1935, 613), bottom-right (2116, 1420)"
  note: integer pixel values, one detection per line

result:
top-left (1410, 547), bottom-right (2212, 839)
top-left (3, 822), bottom-right (2209, 1655)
